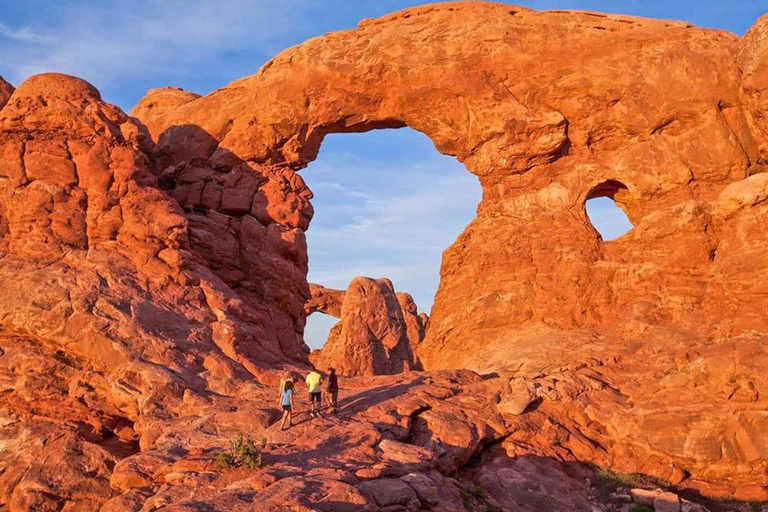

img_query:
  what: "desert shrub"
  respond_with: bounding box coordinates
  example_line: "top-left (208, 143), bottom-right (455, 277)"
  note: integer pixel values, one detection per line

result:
top-left (460, 489), bottom-right (472, 510)
top-left (593, 467), bottom-right (641, 496)
top-left (216, 433), bottom-right (262, 470)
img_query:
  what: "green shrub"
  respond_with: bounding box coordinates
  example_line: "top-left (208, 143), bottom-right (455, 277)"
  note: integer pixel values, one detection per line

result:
top-left (460, 489), bottom-right (473, 510)
top-left (594, 467), bottom-right (640, 495)
top-left (217, 433), bottom-right (263, 470)
top-left (631, 506), bottom-right (654, 512)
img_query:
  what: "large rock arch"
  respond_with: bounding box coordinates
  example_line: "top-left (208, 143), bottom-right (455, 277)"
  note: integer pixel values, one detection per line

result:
top-left (133, 3), bottom-right (768, 373)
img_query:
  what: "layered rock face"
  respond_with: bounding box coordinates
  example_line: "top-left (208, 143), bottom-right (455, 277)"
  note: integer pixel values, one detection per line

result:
top-left (0, 74), bottom-right (308, 509)
top-left (306, 278), bottom-right (427, 376)
top-left (0, 2), bottom-right (767, 510)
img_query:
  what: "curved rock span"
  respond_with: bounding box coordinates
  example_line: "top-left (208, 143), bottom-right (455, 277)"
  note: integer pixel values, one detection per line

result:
top-left (0, 2), bottom-right (767, 510)
top-left (306, 278), bottom-right (427, 376)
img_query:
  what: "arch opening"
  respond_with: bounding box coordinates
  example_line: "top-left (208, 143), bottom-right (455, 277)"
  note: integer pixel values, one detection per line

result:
top-left (585, 180), bottom-right (634, 241)
top-left (304, 312), bottom-right (339, 352)
top-left (299, 127), bottom-right (481, 354)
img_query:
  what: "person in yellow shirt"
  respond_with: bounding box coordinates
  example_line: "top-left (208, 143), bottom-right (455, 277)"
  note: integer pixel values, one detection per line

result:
top-left (305, 369), bottom-right (323, 418)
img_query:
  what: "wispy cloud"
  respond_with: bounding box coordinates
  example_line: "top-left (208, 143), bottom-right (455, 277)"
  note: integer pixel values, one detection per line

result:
top-left (309, 175), bottom-right (477, 249)
top-left (302, 129), bottom-right (482, 320)
top-left (0, 0), bottom-right (314, 107)
top-left (0, 22), bottom-right (51, 44)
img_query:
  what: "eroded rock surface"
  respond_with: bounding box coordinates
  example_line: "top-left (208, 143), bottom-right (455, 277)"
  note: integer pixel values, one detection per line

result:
top-left (0, 73), bottom-right (308, 509)
top-left (1, 2), bottom-right (768, 510)
top-left (307, 277), bottom-right (427, 376)
top-left (0, 77), bottom-right (13, 109)
top-left (305, 282), bottom-right (345, 318)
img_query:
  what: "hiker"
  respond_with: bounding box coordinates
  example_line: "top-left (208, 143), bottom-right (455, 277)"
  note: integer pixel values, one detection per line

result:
top-left (327, 367), bottom-right (339, 414)
top-left (306, 369), bottom-right (323, 417)
top-left (278, 371), bottom-right (292, 398)
top-left (279, 379), bottom-right (294, 430)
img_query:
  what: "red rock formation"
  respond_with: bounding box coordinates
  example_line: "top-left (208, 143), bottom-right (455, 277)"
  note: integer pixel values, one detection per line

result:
top-left (129, 88), bottom-right (313, 366)
top-left (307, 277), bottom-right (427, 376)
top-left (0, 3), bottom-right (767, 510)
top-left (127, 1), bottom-right (768, 495)
top-left (0, 73), bottom-right (308, 509)
top-left (304, 282), bottom-right (344, 317)
top-left (0, 77), bottom-right (13, 109)
top-left (396, 291), bottom-right (429, 363)
top-left (132, 4), bottom-right (768, 374)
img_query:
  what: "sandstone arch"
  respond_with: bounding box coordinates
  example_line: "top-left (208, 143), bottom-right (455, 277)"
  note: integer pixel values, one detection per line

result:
top-left (132, 4), bottom-right (768, 377)
top-left (299, 125), bottom-right (476, 374)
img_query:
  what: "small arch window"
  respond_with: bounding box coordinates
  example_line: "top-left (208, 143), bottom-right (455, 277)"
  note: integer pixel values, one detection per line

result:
top-left (585, 180), bottom-right (633, 241)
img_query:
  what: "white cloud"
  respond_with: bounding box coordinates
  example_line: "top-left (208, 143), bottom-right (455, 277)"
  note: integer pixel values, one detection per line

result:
top-left (302, 129), bottom-right (482, 323)
top-left (0, 22), bottom-right (51, 44)
top-left (0, 0), bottom-right (308, 93)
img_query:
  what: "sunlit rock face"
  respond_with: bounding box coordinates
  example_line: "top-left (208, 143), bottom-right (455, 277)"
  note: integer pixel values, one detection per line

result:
top-left (134, 4), bottom-right (768, 372)
top-left (0, 77), bottom-right (13, 109)
top-left (1, 3), bottom-right (768, 510)
top-left (306, 278), bottom-right (426, 376)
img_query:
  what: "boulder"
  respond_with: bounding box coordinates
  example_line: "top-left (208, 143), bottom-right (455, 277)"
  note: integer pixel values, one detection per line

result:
top-left (309, 277), bottom-right (426, 376)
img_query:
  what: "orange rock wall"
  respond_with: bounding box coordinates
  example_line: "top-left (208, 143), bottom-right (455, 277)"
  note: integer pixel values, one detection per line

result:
top-left (132, 4), bottom-right (768, 373)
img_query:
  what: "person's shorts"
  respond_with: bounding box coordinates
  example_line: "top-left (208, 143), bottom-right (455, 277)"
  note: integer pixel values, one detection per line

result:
top-left (309, 392), bottom-right (322, 403)
top-left (282, 404), bottom-right (291, 411)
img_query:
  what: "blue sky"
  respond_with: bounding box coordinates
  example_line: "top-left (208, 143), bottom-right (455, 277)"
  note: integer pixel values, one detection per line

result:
top-left (1, 0), bottom-right (763, 348)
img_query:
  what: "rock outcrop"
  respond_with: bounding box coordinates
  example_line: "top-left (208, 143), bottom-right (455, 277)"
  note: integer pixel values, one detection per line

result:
top-left (0, 73), bottom-right (308, 509)
top-left (0, 77), bottom-right (13, 109)
top-left (304, 282), bottom-right (345, 318)
top-left (1, 2), bottom-right (768, 510)
top-left (306, 277), bottom-right (427, 376)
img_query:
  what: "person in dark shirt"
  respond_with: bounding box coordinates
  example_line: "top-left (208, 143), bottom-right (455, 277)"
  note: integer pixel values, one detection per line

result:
top-left (326, 368), bottom-right (339, 414)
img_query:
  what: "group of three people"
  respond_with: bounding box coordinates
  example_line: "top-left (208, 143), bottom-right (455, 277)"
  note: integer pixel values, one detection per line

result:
top-left (279, 367), bottom-right (339, 430)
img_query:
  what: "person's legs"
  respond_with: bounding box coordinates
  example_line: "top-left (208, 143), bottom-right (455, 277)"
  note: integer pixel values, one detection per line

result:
top-left (331, 391), bottom-right (338, 413)
top-left (280, 408), bottom-right (289, 429)
top-left (286, 409), bottom-right (292, 427)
